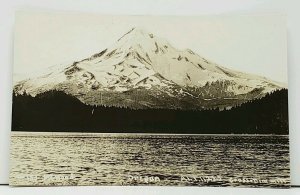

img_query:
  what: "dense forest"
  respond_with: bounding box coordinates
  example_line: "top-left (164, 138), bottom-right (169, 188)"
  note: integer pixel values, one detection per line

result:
top-left (11, 89), bottom-right (288, 134)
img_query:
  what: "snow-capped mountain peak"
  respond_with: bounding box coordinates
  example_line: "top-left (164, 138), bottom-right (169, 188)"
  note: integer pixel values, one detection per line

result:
top-left (13, 27), bottom-right (285, 109)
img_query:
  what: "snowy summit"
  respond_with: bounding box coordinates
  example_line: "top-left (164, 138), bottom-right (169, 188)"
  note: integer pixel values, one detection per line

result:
top-left (14, 27), bottom-right (285, 109)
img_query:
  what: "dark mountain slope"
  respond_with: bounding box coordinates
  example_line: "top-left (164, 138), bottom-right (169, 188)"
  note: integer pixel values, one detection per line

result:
top-left (12, 89), bottom-right (288, 135)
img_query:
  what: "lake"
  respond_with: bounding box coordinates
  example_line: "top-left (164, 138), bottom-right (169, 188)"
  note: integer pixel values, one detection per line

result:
top-left (9, 132), bottom-right (290, 187)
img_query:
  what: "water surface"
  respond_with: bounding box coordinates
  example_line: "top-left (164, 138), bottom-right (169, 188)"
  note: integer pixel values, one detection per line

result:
top-left (10, 132), bottom-right (290, 187)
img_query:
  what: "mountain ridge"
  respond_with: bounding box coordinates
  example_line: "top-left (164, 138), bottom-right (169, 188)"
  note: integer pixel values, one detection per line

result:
top-left (13, 27), bottom-right (285, 110)
top-left (12, 89), bottom-right (289, 134)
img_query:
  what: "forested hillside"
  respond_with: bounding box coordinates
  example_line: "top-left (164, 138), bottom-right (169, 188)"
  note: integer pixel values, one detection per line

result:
top-left (12, 89), bottom-right (288, 134)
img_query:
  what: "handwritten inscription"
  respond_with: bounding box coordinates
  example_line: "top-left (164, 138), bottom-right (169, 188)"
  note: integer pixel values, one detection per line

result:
top-left (16, 173), bottom-right (75, 183)
top-left (181, 175), bottom-right (222, 183)
top-left (180, 175), bottom-right (288, 185)
top-left (16, 173), bottom-right (288, 186)
top-left (127, 175), bottom-right (160, 183)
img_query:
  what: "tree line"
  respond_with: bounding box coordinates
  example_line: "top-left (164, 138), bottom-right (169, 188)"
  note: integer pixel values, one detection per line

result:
top-left (11, 89), bottom-right (288, 134)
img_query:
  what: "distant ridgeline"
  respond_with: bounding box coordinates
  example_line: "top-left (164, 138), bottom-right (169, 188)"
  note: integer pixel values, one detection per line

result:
top-left (12, 89), bottom-right (288, 135)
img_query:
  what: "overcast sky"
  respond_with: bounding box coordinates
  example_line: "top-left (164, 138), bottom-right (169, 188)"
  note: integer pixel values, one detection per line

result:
top-left (14, 11), bottom-right (287, 83)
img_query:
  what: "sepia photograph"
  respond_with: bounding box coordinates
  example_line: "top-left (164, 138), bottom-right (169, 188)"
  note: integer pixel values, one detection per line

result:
top-left (10, 12), bottom-right (289, 187)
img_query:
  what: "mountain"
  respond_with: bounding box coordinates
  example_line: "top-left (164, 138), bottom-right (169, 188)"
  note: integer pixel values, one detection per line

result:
top-left (13, 27), bottom-right (285, 109)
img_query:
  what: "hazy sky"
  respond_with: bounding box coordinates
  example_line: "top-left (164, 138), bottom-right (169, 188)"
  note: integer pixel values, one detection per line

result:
top-left (14, 11), bottom-right (287, 83)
